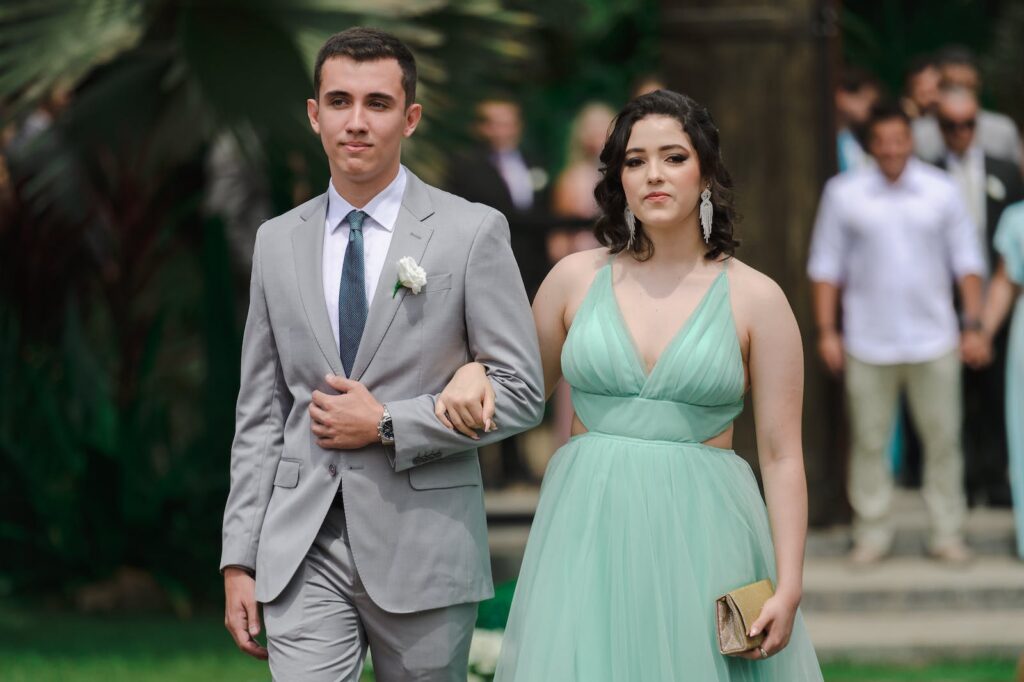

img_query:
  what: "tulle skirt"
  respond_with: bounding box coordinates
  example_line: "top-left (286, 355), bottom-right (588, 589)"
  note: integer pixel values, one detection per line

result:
top-left (494, 432), bottom-right (824, 681)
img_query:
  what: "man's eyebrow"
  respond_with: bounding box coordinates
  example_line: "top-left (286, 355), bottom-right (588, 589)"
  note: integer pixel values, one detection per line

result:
top-left (322, 89), bottom-right (397, 103)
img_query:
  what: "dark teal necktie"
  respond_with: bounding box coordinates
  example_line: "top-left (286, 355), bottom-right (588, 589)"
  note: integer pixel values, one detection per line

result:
top-left (338, 209), bottom-right (368, 376)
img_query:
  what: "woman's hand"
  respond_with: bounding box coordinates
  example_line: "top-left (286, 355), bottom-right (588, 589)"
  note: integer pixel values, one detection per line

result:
top-left (738, 591), bottom-right (800, 660)
top-left (434, 362), bottom-right (496, 439)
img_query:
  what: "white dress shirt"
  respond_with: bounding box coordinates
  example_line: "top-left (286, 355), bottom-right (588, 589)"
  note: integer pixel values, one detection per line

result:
top-left (945, 145), bottom-right (988, 270)
top-left (323, 165), bottom-right (407, 351)
top-left (493, 149), bottom-right (534, 211)
top-left (807, 158), bottom-right (986, 365)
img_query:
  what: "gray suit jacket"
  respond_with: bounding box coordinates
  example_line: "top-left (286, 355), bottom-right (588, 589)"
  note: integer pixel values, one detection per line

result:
top-left (220, 171), bottom-right (545, 612)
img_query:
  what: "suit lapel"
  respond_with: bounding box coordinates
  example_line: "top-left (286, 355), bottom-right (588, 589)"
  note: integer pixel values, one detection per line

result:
top-left (291, 194), bottom-right (344, 376)
top-left (350, 173), bottom-right (436, 380)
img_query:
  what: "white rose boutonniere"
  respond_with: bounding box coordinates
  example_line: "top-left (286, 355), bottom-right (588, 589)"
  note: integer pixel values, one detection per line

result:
top-left (987, 175), bottom-right (1006, 202)
top-left (393, 256), bottom-right (427, 297)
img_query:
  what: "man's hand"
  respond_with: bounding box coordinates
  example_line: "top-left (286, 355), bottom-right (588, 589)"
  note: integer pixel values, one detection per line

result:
top-left (310, 374), bottom-right (385, 449)
top-left (960, 330), bottom-right (992, 369)
top-left (816, 329), bottom-right (845, 375)
top-left (224, 567), bottom-right (268, 660)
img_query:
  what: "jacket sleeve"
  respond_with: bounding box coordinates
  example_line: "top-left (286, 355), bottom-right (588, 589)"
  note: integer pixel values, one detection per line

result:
top-left (220, 230), bottom-right (292, 573)
top-left (385, 209), bottom-right (545, 472)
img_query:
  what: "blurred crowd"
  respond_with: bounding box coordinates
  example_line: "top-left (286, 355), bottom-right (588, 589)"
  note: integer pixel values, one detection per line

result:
top-left (814, 45), bottom-right (1024, 563)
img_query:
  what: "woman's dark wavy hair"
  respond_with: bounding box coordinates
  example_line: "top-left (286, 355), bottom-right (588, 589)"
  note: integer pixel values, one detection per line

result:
top-left (594, 90), bottom-right (740, 261)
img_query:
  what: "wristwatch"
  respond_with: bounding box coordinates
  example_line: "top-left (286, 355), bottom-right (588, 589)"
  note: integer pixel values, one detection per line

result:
top-left (377, 404), bottom-right (395, 445)
top-left (962, 317), bottom-right (983, 333)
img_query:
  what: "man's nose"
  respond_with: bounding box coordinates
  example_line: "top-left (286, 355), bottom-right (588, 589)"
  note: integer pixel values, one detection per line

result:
top-left (347, 105), bottom-right (369, 132)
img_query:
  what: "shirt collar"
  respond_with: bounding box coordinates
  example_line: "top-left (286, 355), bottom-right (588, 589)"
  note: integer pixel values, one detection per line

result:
top-left (326, 165), bottom-right (408, 234)
top-left (945, 144), bottom-right (983, 169)
top-left (868, 156), bottom-right (924, 193)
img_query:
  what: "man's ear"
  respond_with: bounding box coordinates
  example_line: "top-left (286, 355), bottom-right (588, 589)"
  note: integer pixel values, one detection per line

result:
top-left (307, 98), bottom-right (321, 135)
top-left (403, 103), bottom-right (423, 138)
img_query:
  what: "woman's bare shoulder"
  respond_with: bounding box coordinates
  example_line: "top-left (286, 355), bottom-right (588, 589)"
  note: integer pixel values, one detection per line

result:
top-left (724, 257), bottom-right (792, 317)
top-left (549, 247), bottom-right (609, 281)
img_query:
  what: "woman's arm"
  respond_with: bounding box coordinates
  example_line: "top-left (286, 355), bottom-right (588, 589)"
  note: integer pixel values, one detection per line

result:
top-left (532, 259), bottom-right (573, 401)
top-left (433, 253), bottom-right (579, 431)
top-left (741, 274), bottom-right (808, 659)
top-left (981, 259), bottom-right (1020, 340)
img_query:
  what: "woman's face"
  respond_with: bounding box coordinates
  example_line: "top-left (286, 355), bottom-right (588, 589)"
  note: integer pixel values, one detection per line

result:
top-left (621, 115), bottom-right (704, 232)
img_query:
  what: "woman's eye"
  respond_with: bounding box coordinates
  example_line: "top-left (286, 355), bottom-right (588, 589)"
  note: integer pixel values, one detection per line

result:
top-left (667, 154), bottom-right (687, 163)
top-left (624, 158), bottom-right (643, 168)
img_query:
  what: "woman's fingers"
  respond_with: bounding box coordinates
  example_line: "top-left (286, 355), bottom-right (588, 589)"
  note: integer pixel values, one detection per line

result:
top-left (435, 397), bottom-right (455, 429)
top-left (446, 404), bottom-right (477, 439)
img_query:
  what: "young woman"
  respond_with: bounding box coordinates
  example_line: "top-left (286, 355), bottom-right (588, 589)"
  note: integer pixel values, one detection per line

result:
top-left (978, 201), bottom-right (1024, 560)
top-left (438, 90), bottom-right (823, 679)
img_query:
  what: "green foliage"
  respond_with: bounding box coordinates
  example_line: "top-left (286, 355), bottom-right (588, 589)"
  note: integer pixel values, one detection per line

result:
top-left (476, 579), bottom-right (517, 629)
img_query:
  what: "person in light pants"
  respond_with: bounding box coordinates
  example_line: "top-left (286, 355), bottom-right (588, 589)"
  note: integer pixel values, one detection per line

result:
top-left (808, 101), bottom-right (988, 564)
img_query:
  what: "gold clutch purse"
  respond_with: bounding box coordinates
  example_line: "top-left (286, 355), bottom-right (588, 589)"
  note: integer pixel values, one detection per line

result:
top-left (715, 578), bottom-right (774, 656)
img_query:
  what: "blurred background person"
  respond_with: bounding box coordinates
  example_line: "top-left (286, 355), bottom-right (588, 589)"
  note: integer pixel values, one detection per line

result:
top-left (935, 85), bottom-right (1024, 506)
top-left (548, 101), bottom-right (614, 446)
top-left (548, 102), bottom-right (614, 262)
top-left (447, 97), bottom-right (550, 487)
top-left (631, 72), bottom-right (667, 99)
top-left (448, 97), bottom-right (551, 301)
top-left (912, 45), bottom-right (1022, 165)
top-left (808, 103), bottom-right (986, 565)
top-left (900, 54), bottom-right (941, 119)
top-left (979, 199), bottom-right (1024, 559)
top-left (835, 66), bottom-right (881, 172)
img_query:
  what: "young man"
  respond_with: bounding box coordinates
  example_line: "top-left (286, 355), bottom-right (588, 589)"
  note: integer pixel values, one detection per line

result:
top-left (220, 28), bottom-right (544, 681)
top-left (808, 102), bottom-right (986, 564)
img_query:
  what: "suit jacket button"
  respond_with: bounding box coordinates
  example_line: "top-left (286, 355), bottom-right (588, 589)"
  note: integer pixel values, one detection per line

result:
top-left (328, 463), bottom-right (337, 476)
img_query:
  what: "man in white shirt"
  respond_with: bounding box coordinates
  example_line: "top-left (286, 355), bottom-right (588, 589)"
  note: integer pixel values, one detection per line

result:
top-left (808, 102), bottom-right (987, 564)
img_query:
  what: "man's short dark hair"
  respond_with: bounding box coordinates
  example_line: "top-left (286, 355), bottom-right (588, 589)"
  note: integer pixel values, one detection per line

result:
top-left (838, 66), bottom-right (881, 94)
top-left (865, 100), bottom-right (911, 140)
top-left (313, 27), bottom-right (417, 106)
top-left (936, 44), bottom-right (978, 71)
top-left (903, 54), bottom-right (937, 83)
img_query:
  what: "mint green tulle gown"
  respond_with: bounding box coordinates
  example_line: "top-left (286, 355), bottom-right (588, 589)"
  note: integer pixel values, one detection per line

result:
top-left (495, 260), bottom-right (823, 681)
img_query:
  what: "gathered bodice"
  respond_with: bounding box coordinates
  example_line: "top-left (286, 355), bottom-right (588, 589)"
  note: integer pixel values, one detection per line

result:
top-left (561, 260), bottom-right (745, 443)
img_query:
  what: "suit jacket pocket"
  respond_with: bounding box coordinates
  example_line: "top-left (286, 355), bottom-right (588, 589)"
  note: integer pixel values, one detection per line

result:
top-left (273, 458), bottom-right (301, 488)
top-left (420, 272), bottom-right (452, 293)
top-left (408, 453), bottom-right (480, 490)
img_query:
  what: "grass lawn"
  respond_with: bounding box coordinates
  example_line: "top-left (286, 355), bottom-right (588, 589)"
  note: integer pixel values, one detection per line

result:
top-left (0, 605), bottom-right (1017, 681)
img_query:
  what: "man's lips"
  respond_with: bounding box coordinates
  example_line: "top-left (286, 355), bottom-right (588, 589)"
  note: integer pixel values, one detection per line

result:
top-left (342, 141), bottom-right (372, 151)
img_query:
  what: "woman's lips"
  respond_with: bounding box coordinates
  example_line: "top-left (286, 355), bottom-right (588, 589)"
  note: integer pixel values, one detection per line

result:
top-left (644, 192), bottom-right (670, 202)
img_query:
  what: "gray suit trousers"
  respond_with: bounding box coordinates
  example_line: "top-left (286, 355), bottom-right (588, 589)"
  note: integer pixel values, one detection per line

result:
top-left (264, 504), bottom-right (477, 682)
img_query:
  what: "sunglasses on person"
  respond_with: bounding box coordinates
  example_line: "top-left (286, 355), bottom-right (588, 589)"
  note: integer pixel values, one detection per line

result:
top-left (938, 117), bottom-right (976, 133)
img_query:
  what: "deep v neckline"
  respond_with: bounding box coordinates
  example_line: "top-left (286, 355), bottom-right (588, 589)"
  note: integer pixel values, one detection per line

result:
top-left (606, 261), bottom-right (727, 383)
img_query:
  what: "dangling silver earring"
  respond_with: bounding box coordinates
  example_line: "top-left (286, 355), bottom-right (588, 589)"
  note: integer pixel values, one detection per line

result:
top-left (699, 186), bottom-right (713, 244)
top-left (623, 207), bottom-right (636, 250)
